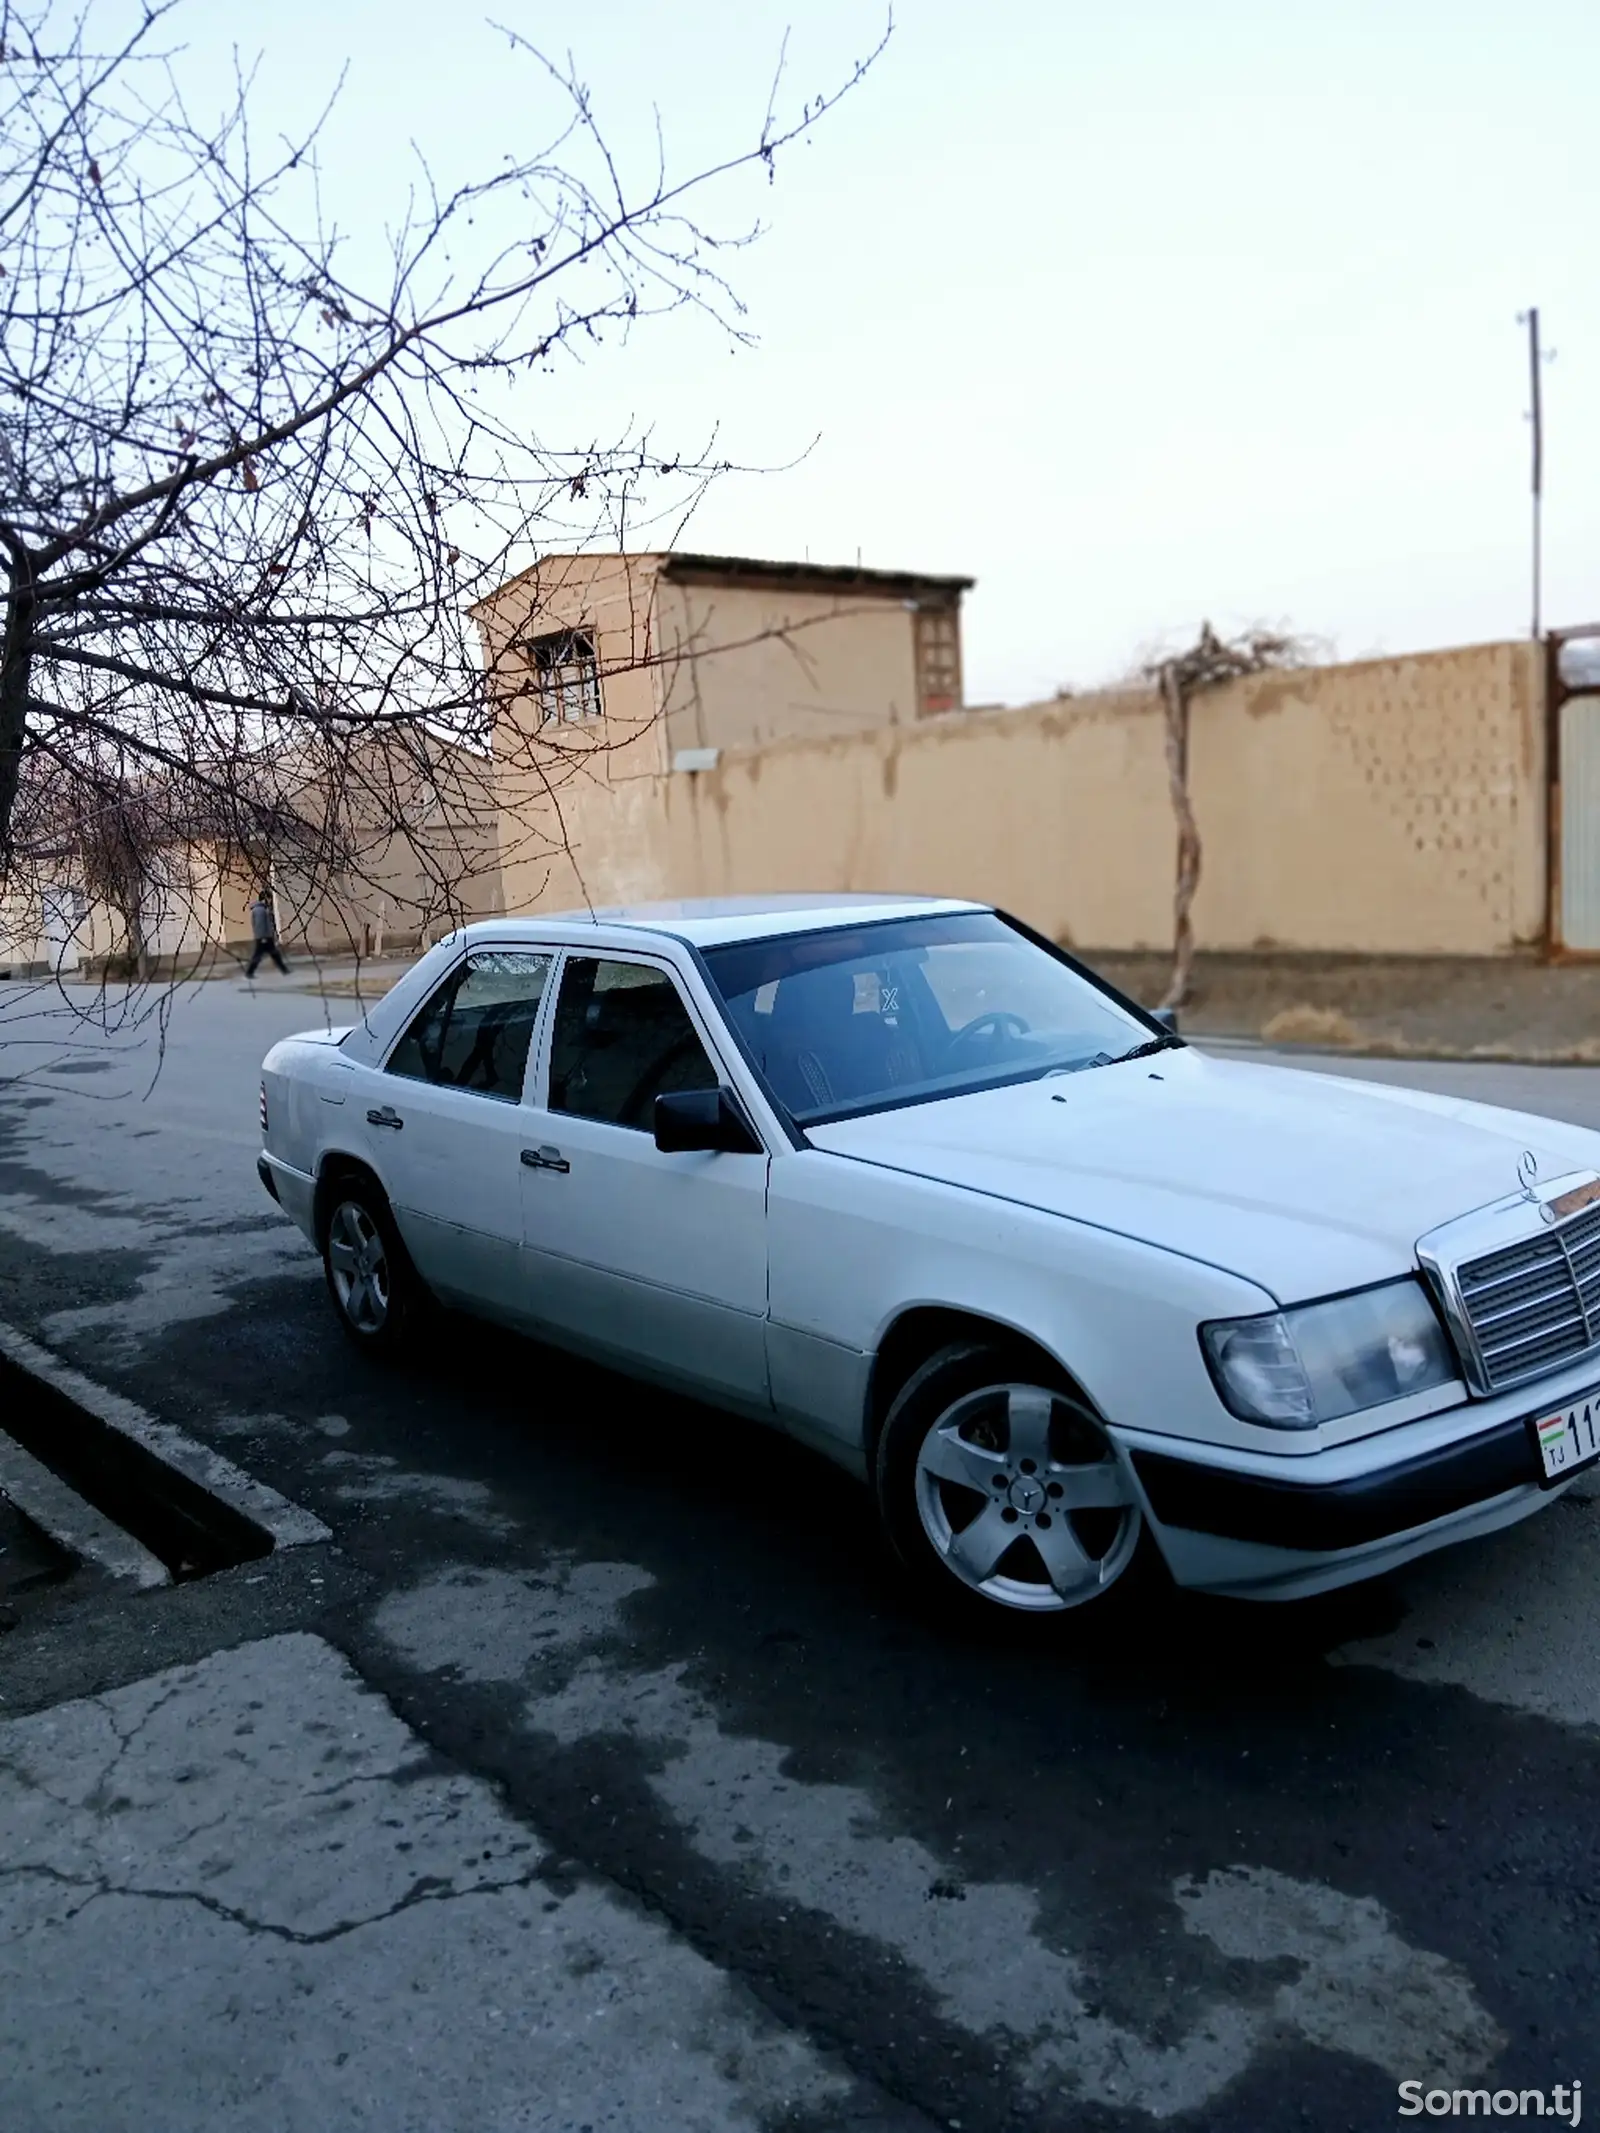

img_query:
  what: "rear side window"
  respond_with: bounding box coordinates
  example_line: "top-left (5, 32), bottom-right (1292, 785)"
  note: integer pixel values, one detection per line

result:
top-left (386, 951), bottom-right (552, 1101)
top-left (548, 958), bottom-right (719, 1129)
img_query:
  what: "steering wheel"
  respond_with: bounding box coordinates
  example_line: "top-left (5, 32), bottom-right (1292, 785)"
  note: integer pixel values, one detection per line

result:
top-left (946, 1010), bottom-right (1030, 1064)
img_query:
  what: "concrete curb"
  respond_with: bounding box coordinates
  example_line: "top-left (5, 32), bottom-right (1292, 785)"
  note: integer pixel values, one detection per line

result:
top-left (0, 1430), bottom-right (168, 1590)
top-left (1196, 1033), bottom-right (1600, 1067)
top-left (0, 1318), bottom-right (331, 1555)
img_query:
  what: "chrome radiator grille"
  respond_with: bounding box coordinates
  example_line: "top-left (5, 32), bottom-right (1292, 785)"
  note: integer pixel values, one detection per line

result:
top-left (1456, 1201), bottom-right (1600, 1389)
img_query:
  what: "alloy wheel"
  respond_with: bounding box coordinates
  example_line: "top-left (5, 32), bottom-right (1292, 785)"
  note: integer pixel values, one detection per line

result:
top-left (326, 1199), bottom-right (391, 1335)
top-left (913, 1383), bottom-right (1141, 1611)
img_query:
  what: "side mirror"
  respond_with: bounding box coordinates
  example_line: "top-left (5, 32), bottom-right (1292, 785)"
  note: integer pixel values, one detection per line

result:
top-left (1149, 1006), bottom-right (1180, 1036)
top-left (654, 1085), bottom-right (763, 1155)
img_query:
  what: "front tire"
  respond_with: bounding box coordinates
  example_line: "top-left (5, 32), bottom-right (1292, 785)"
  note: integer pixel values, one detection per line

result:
top-left (875, 1341), bottom-right (1153, 1628)
top-left (320, 1176), bottom-right (425, 1356)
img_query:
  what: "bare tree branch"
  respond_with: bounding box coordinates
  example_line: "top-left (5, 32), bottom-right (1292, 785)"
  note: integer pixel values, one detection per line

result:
top-left (0, 0), bottom-right (887, 1014)
top-left (1144, 623), bottom-right (1313, 1011)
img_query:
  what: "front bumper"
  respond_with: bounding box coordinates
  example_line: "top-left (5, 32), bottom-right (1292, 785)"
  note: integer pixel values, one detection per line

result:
top-left (1132, 1416), bottom-right (1534, 1554)
top-left (1117, 1367), bottom-right (1594, 1600)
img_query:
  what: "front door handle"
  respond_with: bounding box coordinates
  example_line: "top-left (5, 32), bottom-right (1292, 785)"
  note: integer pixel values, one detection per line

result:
top-left (366, 1106), bottom-right (404, 1130)
top-left (520, 1144), bottom-right (569, 1173)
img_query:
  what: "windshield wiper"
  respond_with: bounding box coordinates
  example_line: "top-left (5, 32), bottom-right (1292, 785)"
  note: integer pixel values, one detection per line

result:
top-left (1110, 1032), bottom-right (1186, 1064)
top-left (1036, 1031), bottom-right (1183, 1083)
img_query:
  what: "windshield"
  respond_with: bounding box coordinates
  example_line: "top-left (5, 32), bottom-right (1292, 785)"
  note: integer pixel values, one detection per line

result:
top-left (702, 912), bottom-right (1168, 1124)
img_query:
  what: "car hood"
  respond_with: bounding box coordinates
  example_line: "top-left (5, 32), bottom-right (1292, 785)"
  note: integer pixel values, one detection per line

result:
top-left (805, 1048), bottom-right (1600, 1300)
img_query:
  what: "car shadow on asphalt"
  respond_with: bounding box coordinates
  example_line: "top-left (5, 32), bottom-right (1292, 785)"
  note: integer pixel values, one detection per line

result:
top-left (26, 1253), bottom-right (1595, 2133)
top-left (119, 1260), bottom-right (1415, 1717)
top-left (387, 1310), bottom-right (1411, 1690)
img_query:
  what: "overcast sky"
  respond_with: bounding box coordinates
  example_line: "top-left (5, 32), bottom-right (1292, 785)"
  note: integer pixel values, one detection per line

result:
top-left (181, 0), bottom-right (1599, 704)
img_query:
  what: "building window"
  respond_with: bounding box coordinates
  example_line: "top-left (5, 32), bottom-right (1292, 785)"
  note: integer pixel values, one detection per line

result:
top-left (526, 627), bottom-right (605, 723)
top-left (914, 605), bottom-right (962, 717)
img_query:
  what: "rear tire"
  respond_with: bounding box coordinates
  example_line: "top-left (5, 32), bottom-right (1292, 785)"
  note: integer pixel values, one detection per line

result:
top-left (320, 1174), bottom-right (426, 1357)
top-left (874, 1340), bottom-right (1161, 1633)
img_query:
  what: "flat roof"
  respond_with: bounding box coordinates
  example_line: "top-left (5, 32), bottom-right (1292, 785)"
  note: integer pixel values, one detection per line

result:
top-left (657, 553), bottom-right (974, 599)
top-left (464, 892), bottom-right (987, 949)
top-left (471, 551), bottom-right (973, 616)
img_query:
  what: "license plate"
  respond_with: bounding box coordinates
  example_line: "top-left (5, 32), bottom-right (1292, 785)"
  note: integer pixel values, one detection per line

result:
top-left (1530, 1392), bottom-right (1600, 1484)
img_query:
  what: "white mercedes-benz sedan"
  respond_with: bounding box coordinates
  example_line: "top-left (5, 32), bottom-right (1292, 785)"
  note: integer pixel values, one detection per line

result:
top-left (258, 893), bottom-right (1600, 1624)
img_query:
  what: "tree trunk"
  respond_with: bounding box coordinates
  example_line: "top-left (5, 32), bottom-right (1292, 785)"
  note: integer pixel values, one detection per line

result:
top-left (0, 568), bottom-right (36, 861)
top-left (1160, 661), bottom-right (1201, 1011)
top-left (111, 874), bottom-right (149, 981)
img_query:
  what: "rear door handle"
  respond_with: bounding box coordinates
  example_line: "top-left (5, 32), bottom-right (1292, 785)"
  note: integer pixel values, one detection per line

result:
top-left (366, 1106), bottom-right (404, 1130)
top-left (520, 1145), bottom-right (569, 1173)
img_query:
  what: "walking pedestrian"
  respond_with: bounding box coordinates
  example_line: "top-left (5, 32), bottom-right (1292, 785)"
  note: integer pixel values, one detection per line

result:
top-left (246, 889), bottom-right (288, 978)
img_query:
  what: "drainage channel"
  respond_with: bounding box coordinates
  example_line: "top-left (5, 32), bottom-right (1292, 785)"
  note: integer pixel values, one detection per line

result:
top-left (0, 1347), bottom-right (274, 1581)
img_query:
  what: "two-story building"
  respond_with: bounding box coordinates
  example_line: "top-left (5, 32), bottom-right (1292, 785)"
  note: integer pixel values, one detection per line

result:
top-left (475, 549), bottom-right (973, 913)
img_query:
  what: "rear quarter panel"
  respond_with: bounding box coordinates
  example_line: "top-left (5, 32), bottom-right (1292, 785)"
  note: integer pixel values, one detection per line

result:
top-left (261, 1035), bottom-right (374, 1236)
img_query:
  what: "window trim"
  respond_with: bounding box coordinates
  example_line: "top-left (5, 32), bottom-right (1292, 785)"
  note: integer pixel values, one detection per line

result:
top-left (670, 940), bottom-right (809, 1150)
top-left (379, 946), bottom-right (558, 1105)
top-left (530, 945), bottom-right (758, 1141)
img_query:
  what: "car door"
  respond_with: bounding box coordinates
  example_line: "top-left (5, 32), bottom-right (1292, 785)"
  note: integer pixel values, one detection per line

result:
top-left (517, 949), bottom-right (772, 1410)
top-left (357, 948), bottom-right (555, 1319)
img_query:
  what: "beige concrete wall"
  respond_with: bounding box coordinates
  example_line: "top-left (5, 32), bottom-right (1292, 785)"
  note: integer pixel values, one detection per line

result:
top-left (496, 639), bottom-right (1546, 957)
top-left (1187, 641), bottom-right (1545, 954)
top-left (0, 889), bottom-right (52, 973)
top-left (14, 855), bottom-right (222, 972)
top-left (140, 847), bottom-right (226, 961)
top-left (270, 735), bottom-right (507, 956)
top-left (495, 687), bottom-right (1171, 941)
top-left (0, 897), bottom-right (118, 976)
top-left (653, 578), bottom-right (922, 756)
top-left (478, 554), bottom-right (667, 787)
top-left (480, 553), bottom-right (941, 774)
top-left (486, 552), bottom-right (943, 924)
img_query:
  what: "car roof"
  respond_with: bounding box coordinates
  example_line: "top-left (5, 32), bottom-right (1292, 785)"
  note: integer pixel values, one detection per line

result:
top-left (458, 893), bottom-right (989, 950)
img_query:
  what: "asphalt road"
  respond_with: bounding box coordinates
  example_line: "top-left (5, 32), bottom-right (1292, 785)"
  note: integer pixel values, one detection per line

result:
top-left (2, 976), bottom-right (1598, 2132)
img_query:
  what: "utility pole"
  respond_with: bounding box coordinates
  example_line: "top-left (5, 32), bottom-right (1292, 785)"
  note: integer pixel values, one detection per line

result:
top-left (1519, 307), bottom-right (1545, 641)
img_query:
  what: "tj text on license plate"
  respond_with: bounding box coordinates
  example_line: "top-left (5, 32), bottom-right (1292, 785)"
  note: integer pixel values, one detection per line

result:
top-left (1530, 1392), bottom-right (1600, 1483)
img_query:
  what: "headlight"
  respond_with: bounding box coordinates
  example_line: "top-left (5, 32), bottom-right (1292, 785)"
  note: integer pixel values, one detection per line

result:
top-left (1201, 1278), bottom-right (1458, 1429)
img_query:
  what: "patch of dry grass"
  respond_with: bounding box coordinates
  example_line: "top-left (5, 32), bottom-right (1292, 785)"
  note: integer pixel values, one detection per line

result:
top-left (1255, 1007), bottom-right (1600, 1066)
top-left (1260, 1004), bottom-right (1363, 1048)
top-left (1460, 1034), bottom-right (1600, 1066)
top-left (278, 977), bottom-right (394, 999)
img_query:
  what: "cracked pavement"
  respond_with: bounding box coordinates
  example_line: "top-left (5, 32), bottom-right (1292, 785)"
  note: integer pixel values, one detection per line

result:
top-left (0, 1635), bottom-right (873, 2131)
top-left (1, 980), bottom-right (1597, 2131)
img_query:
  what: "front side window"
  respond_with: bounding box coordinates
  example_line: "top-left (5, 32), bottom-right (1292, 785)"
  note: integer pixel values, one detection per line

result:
top-left (704, 912), bottom-right (1166, 1125)
top-left (548, 958), bottom-right (719, 1129)
top-left (386, 950), bottom-right (552, 1101)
